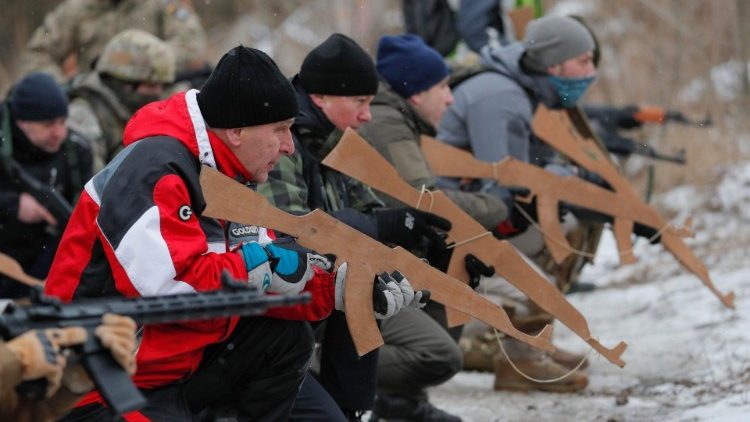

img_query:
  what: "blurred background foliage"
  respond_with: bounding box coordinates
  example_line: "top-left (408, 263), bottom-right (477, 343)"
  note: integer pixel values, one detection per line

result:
top-left (1, 0), bottom-right (748, 193)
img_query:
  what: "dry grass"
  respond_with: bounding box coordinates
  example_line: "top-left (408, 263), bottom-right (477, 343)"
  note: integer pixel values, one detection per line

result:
top-left (562, 0), bottom-right (750, 191)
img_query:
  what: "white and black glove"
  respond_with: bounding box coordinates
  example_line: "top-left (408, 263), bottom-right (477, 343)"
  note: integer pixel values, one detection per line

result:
top-left (239, 239), bottom-right (334, 294)
top-left (333, 264), bottom-right (430, 319)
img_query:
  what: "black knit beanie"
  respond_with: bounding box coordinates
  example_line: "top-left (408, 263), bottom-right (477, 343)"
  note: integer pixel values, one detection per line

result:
top-left (299, 33), bottom-right (378, 96)
top-left (10, 72), bottom-right (68, 121)
top-left (197, 46), bottom-right (298, 128)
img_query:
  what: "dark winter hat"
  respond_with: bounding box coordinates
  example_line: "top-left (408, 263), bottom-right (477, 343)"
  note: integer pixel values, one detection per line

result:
top-left (10, 72), bottom-right (68, 121)
top-left (197, 46), bottom-right (298, 128)
top-left (522, 16), bottom-right (595, 74)
top-left (376, 34), bottom-right (449, 98)
top-left (299, 33), bottom-right (378, 96)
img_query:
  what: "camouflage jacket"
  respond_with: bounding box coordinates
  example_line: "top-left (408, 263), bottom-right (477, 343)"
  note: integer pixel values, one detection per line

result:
top-left (257, 77), bottom-right (384, 238)
top-left (18, 0), bottom-right (206, 82)
top-left (357, 82), bottom-right (508, 230)
top-left (67, 72), bottom-right (132, 170)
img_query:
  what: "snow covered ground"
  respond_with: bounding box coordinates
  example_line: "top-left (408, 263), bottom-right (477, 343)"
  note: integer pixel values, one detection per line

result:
top-left (427, 163), bottom-right (750, 421)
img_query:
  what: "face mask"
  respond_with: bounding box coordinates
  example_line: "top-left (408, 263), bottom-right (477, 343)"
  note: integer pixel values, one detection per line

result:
top-left (120, 90), bottom-right (161, 114)
top-left (548, 75), bottom-right (596, 108)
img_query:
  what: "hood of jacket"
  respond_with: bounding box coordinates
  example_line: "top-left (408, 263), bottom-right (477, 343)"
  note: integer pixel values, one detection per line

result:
top-left (122, 90), bottom-right (252, 182)
top-left (479, 43), bottom-right (560, 109)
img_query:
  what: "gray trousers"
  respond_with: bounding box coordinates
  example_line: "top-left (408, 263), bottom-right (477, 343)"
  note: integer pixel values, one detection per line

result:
top-left (376, 307), bottom-right (463, 400)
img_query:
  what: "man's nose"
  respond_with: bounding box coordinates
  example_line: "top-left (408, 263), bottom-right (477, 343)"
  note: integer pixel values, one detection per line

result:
top-left (281, 131), bottom-right (295, 155)
top-left (360, 107), bottom-right (372, 123)
top-left (54, 122), bottom-right (68, 141)
top-left (445, 90), bottom-right (454, 106)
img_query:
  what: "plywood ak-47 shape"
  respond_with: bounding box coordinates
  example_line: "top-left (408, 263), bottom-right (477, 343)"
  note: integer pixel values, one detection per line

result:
top-left (199, 167), bottom-right (554, 357)
top-left (419, 106), bottom-right (733, 310)
top-left (322, 129), bottom-right (627, 367)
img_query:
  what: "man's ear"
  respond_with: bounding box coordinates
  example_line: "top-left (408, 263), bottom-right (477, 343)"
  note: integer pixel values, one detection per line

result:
top-left (309, 94), bottom-right (327, 109)
top-left (547, 63), bottom-right (562, 76)
top-left (225, 127), bottom-right (243, 147)
top-left (407, 92), bottom-right (423, 108)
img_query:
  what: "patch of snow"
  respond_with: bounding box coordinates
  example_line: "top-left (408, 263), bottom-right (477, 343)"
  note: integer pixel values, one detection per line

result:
top-left (430, 160), bottom-right (750, 420)
top-left (546, 0), bottom-right (597, 18)
top-left (678, 60), bottom-right (749, 103)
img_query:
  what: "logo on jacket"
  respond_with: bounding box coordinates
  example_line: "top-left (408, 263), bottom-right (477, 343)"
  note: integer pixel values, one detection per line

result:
top-left (231, 225), bottom-right (259, 237)
top-left (404, 212), bottom-right (415, 230)
top-left (178, 205), bottom-right (193, 221)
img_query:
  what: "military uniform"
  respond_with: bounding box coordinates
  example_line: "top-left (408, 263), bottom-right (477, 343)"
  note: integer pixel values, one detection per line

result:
top-left (67, 72), bottom-right (131, 170)
top-left (67, 28), bottom-right (175, 170)
top-left (18, 0), bottom-right (205, 82)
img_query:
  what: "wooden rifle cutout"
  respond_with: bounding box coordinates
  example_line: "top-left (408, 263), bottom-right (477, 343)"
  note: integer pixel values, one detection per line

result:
top-left (0, 252), bottom-right (44, 287)
top-left (530, 105), bottom-right (734, 309)
top-left (199, 167), bottom-right (554, 357)
top-left (421, 135), bottom-right (675, 264)
top-left (322, 129), bottom-right (627, 367)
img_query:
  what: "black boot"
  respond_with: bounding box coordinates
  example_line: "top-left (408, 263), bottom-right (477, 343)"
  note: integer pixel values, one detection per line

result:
top-left (369, 394), bottom-right (461, 422)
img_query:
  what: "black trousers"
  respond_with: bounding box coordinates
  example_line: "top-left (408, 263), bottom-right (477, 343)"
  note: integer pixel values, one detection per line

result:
top-left (316, 310), bottom-right (379, 411)
top-left (61, 316), bottom-right (314, 421)
top-left (288, 372), bottom-right (347, 422)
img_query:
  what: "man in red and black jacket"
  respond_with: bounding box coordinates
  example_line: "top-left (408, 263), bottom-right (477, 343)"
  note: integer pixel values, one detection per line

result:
top-left (45, 46), bottom-right (422, 421)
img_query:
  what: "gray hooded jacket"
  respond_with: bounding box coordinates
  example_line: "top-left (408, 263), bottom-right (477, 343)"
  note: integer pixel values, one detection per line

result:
top-left (437, 43), bottom-right (559, 166)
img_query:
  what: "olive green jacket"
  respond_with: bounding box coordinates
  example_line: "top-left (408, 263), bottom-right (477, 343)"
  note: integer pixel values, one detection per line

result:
top-left (357, 82), bottom-right (508, 229)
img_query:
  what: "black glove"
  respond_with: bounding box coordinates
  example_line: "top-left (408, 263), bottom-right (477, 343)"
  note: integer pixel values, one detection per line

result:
top-left (633, 222), bottom-right (661, 244)
top-left (494, 196), bottom-right (536, 238)
top-left (464, 254), bottom-right (495, 289)
top-left (568, 207), bottom-right (662, 245)
top-left (374, 207), bottom-right (452, 251)
top-left (578, 169), bottom-right (613, 191)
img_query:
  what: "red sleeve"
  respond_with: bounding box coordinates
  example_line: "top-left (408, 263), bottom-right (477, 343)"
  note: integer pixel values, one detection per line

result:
top-left (264, 266), bottom-right (335, 321)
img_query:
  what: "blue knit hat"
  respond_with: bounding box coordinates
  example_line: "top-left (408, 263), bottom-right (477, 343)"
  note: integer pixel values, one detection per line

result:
top-left (10, 72), bottom-right (68, 121)
top-left (376, 35), bottom-right (449, 98)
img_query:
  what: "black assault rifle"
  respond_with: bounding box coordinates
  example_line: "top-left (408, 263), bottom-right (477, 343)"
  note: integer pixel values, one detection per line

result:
top-left (8, 159), bottom-right (74, 228)
top-left (0, 272), bottom-right (310, 416)
top-left (582, 104), bottom-right (711, 165)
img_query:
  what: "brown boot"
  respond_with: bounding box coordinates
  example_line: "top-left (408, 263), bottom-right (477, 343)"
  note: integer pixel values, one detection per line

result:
top-left (550, 346), bottom-right (589, 370)
top-left (493, 338), bottom-right (588, 393)
top-left (460, 330), bottom-right (498, 373)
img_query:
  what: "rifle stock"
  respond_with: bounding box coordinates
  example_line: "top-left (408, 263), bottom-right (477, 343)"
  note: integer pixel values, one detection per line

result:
top-left (199, 167), bottom-right (555, 357)
top-left (0, 252), bottom-right (44, 287)
top-left (322, 129), bottom-right (627, 367)
top-left (0, 273), bottom-right (310, 416)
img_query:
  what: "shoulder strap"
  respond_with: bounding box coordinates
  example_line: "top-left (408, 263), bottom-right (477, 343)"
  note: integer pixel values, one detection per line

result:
top-left (64, 132), bottom-right (83, 202)
top-left (449, 65), bottom-right (498, 89)
top-left (0, 103), bottom-right (14, 178)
